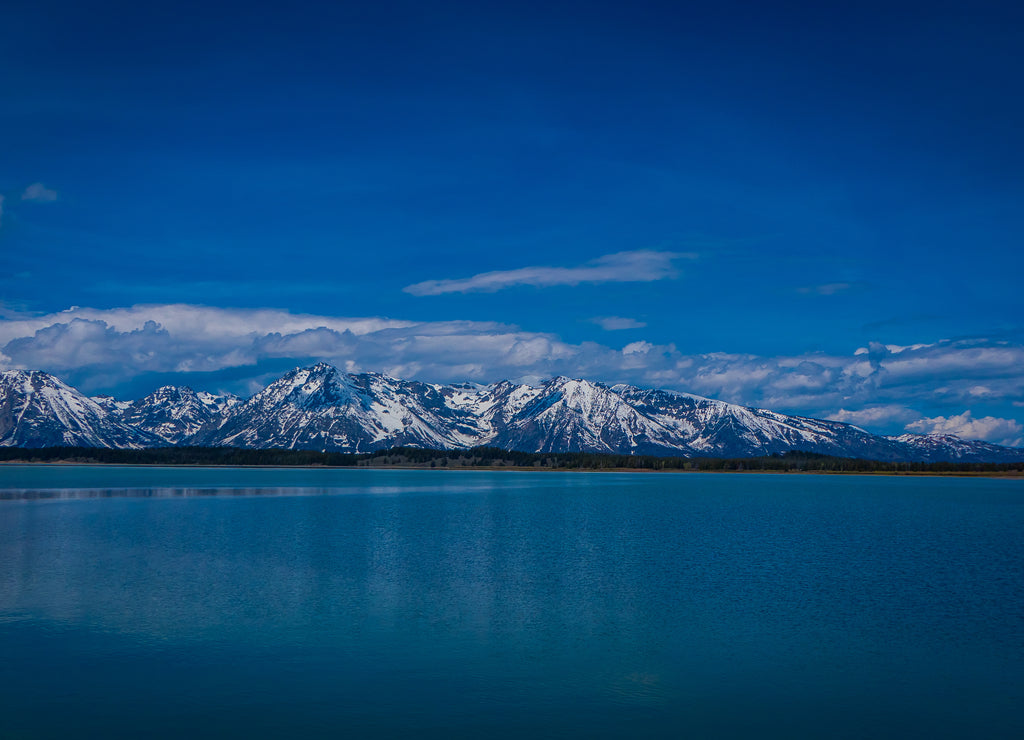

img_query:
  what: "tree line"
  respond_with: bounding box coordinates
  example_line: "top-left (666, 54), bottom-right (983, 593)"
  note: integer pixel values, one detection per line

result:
top-left (1, 445), bottom-right (1021, 474)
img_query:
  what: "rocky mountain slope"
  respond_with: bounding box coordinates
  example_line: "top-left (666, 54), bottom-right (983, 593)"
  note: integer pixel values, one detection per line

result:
top-left (2, 365), bottom-right (1022, 462)
top-left (110, 386), bottom-right (240, 444)
top-left (0, 370), bottom-right (161, 448)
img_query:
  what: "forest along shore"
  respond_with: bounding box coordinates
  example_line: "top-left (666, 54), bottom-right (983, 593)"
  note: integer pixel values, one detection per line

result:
top-left (1, 446), bottom-right (1022, 476)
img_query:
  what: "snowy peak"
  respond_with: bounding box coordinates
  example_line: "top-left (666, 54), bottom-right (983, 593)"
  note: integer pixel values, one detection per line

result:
top-left (196, 391), bottom-right (241, 415)
top-left (91, 394), bottom-right (132, 415)
top-left (249, 363), bottom-right (357, 410)
top-left (0, 370), bottom-right (160, 449)
top-left (490, 376), bottom-right (682, 454)
top-left (884, 432), bottom-right (1018, 462)
top-left (118, 385), bottom-right (240, 444)
top-left (208, 366), bottom-right (487, 452)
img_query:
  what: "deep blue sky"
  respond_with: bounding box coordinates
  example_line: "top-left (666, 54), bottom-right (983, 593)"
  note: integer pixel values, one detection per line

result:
top-left (2, 0), bottom-right (1023, 444)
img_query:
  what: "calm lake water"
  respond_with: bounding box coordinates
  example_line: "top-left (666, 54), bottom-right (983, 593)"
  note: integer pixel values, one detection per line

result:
top-left (1, 466), bottom-right (1022, 738)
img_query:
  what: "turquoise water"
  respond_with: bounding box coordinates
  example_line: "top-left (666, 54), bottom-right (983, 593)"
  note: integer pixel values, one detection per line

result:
top-left (1, 466), bottom-right (1022, 738)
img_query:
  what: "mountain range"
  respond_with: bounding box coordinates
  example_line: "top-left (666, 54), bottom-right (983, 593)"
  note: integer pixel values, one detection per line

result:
top-left (2, 364), bottom-right (1022, 462)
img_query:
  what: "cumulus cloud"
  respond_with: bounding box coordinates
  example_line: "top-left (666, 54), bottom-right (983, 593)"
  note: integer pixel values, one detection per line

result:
top-left (590, 316), bottom-right (647, 331)
top-left (21, 182), bottom-right (58, 202)
top-left (2, 304), bottom-right (1023, 443)
top-left (828, 405), bottom-right (919, 428)
top-left (403, 250), bottom-right (694, 296)
top-left (622, 341), bottom-right (654, 355)
top-left (906, 411), bottom-right (1024, 447)
top-left (4, 319), bottom-right (170, 372)
top-left (0, 304), bottom-right (416, 349)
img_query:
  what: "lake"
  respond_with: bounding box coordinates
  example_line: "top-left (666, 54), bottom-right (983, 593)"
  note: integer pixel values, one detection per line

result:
top-left (1, 466), bottom-right (1022, 738)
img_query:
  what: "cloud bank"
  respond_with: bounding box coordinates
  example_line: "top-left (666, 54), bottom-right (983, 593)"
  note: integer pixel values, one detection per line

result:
top-left (2, 305), bottom-right (1023, 445)
top-left (404, 250), bottom-right (693, 296)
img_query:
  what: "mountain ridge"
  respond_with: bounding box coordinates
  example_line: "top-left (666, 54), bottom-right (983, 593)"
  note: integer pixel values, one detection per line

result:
top-left (1, 364), bottom-right (1022, 462)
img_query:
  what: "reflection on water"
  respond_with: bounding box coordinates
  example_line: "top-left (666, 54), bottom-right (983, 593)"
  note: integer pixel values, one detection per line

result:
top-left (2, 486), bottom-right (308, 499)
top-left (0, 485), bottom-right (501, 499)
top-left (1, 467), bottom-right (1022, 738)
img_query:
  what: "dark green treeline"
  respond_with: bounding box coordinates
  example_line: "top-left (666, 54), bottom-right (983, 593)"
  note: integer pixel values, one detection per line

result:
top-left (1, 446), bottom-right (1021, 474)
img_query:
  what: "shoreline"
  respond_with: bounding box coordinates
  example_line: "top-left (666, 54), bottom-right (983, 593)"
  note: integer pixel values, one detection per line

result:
top-left (1, 460), bottom-right (1021, 478)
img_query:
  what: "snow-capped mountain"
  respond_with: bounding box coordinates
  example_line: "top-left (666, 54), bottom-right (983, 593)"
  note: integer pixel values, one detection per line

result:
top-left (3, 365), bottom-right (1023, 462)
top-left (189, 364), bottom-right (1023, 462)
top-left (91, 395), bottom-right (132, 415)
top-left (610, 385), bottom-right (908, 459)
top-left (883, 433), bottom-right (1023, 463)
top-left (193, 364), bottom-right (487, 452)
top-left (0, 370), bottom-right (162, 448)
top-left (108, 386), bottom-right (240, 444)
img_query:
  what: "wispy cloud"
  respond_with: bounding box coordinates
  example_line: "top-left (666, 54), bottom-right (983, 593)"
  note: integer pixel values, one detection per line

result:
top-left (796, 282), bottom-right (862, 296)
top-left (906, 411), bottom-right (1023, 447)
top-left (590, 316), bottom-right (647, 331)
top-left (21, 182), bottom-right (58, 202)
top-left (404, 250), bottom-right (693, 296)
top-left (0, 183), bottom-right (58, 228)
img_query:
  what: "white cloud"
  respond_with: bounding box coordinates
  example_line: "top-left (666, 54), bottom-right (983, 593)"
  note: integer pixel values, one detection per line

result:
top-left (905, 411), bottom-right (1023, 447)
top-left (21, 182), bottom-right (58, 202)
top-left (590, 316), bottom-right (647, 331)
top-left (622, 341), bottom-right (654, 355)
top-left (828, 405), bottom-right (918, 427)
top-left (0, 304), bottom-right (417, 348)
top-left (403, 250), bottom-right (693, 296)
top-left (0, 305), bottom-right (581, 390)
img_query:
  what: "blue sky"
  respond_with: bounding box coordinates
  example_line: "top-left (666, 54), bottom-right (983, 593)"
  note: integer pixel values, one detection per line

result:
top-left (2, 0), bottom-right (1023, 445)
